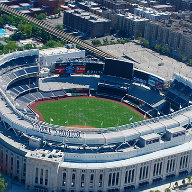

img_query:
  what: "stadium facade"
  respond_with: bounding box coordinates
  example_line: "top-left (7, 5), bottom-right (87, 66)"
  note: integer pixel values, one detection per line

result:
top-left (0, 49), bottom-right (192, 192)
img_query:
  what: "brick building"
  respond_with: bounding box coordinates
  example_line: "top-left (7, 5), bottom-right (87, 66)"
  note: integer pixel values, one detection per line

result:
top-left (144, 19), bottom-right (192, 59)
top-left (103, 0), bottom-right (129, 10)
top-left (77, 1), bottom-right (100, 12)
top-left (63, 9), bottom-right (111, 37)
top-left (36, 0), bottom-right (65, 15)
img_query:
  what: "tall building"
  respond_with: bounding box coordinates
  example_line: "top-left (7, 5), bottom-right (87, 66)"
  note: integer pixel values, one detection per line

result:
top-left (63, 9), bottom-right (111, 37)
top-left (144, 19), bottom-right (192, 59)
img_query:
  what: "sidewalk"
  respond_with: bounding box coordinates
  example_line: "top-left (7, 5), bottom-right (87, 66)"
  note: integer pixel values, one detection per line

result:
top-left (134, 174), bottom-right (192, 192)
top-left (2, 174), bottom-right (32, 192)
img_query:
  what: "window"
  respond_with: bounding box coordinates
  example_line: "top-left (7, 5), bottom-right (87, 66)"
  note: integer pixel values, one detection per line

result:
top-left (45, 170), bottom-right (48, 186)
top-left (11, 157), bottom-right (13, 171)
top-left (23, 163), bottom-right (26, 177)
top-left (35, 168), bottom-right (38, 184)
top-left (108, 172), bottom-right (120, 187)
top-left (90, 174), bottom-right (94, 188)
top-left (81, 174), bottom-right (85, 187)
top-left (17, 160), bottom-right (19, 174)
top-left (63, 172), bottom-right (66, 186)
top-left (139, 165), bottom-right (149, 180)
top-left (40, 169), bottom-right (43, 185)
top-left (71, 173), bottom-right (75, 187)
top-left (99, 174), bottom-right (103, 187)
top-left (112, 173), bottom-right (115, 186)
top-left (108, 173), bottom-right (112, 186)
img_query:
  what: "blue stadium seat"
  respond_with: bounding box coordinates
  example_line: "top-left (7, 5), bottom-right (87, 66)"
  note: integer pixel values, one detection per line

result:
top-left (14, 69), bottom-right (26, 77)
top-left (40, 91), bottom-right (53, 98)
top-left (25, 66), bottom-right (39, 74)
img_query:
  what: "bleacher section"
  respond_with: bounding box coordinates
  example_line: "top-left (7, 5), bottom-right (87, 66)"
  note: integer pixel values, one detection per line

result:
top-left (25, 66), bottom-right (39, 74)
top-left (98, 83), bottom-right (128, 98)
top-left (7, 77), bottom-right (38, 98)
top-left (0, 55), bottom-right (37, 71)
top-left (128, 83), bottom-right (164, 105)
top-left (165, 79), bottom-right (191, 109)
top-left (14, 69), bottom-right (26, 77)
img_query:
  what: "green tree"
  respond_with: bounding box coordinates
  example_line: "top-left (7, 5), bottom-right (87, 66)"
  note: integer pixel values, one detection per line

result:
top-left (181, 54), bottom-right (187, 62)
top-left (124, 38), bottom-right (130, 42)
top-left (0, 43), bottom-right (4, 50)
top-left (2, 15), bottom-right (12, 24)
top-left (4, 41), bottom-right (17, 51)
top-left (92, 40), bottom-right (101, 46)
top-left (161, 45), bottom-right (169, 54)
top-left (77, 44), bottom-right (81, 49)
top-left (155, 190), bottom-right (161, 192)
top-left (55, 7), bottom-right (62, 16)
top-left (0, 17), bottom-right (4, 28)
top-left (150, 190), bottom-right (154, 192)
top-left (143, 40), bottom-right (150, 48)
top-left (187, 175), bottom-right (192, 183)
top-left (182, 179), bottom-right (185, 185)
top-left (45, 39), bottom-right (58, 48)
top-left (56, 25), bottom-right (63, 30)
top-left (0, 172), bottom-right (7, 192)
top-left (164, 188), bottom-right (171, 192)
top-left (189, 59), bottom-right (192, 65)
top-left (137, 36), bottom-right (143, 43)
top-left (175, 181), bottom-right (178, 187)
top-left (37, 13), bottom-right (47, 20)
top-left (24, 44), bottom-right (33, 50)
top-left (110, 40), bottom-right (116, 44)
top-left (103, 38), bottom-right (109, 45)
top-left (155, 44), bottom-right (161, 52)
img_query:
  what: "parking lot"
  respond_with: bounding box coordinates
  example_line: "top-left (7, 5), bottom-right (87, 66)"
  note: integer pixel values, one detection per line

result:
top-left (99, 41), bottom-right (192, 81)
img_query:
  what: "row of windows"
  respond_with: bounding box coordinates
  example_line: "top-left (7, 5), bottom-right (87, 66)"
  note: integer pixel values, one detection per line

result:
top-left (60, 155), bottom-right (190, 189)
top-left (62, 173), bottom-right (104, 188)
top-left (35, 168), bottom-right (48, 186)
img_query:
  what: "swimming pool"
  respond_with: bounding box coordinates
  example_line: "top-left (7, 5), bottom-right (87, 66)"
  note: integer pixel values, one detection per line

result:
top-left (0, 29), bottom-right (7, 34)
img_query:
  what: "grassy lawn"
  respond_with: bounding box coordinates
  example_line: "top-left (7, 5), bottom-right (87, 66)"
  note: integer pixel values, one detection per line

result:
top-left (35, 98), bottom-right (144, 128)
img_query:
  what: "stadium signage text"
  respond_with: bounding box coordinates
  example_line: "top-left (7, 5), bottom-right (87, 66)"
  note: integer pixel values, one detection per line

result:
top-left (32, 123), bottom-right (81, 138)
top-left (132, 76), bottom-right (147, 85)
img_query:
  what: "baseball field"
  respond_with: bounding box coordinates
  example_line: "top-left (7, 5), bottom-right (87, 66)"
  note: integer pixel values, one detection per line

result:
top-left (35, 97), bottom-right (144, 128)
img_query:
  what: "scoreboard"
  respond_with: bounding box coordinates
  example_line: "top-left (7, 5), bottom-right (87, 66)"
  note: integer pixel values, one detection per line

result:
top-left (55, 62), bottom-right (104, 75)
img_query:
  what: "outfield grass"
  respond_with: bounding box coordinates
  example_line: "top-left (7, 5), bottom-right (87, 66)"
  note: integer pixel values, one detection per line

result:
top-left (35, 98), bottom-right (144, 128)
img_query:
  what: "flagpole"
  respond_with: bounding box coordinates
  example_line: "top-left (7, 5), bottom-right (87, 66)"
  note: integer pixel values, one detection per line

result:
top-left (28, 78), bottom-right (30, 104)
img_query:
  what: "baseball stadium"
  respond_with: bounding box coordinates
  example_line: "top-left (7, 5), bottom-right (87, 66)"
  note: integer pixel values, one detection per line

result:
top-left (0, 47), bottom-right (192, 192)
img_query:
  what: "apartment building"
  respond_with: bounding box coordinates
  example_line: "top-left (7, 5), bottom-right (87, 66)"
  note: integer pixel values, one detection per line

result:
top-left (63, 9), bottom-right (111, 37)
top-left (144, 19), bottom-right (192, 59)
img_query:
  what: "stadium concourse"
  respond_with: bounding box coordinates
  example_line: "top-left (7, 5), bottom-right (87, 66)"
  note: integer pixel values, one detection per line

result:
top-left (1, 49), bottom-right (192, 192)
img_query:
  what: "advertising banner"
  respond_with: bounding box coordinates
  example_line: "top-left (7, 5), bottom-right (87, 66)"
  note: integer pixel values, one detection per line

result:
top-left (65, 66), bottom-right (75, 73)
top-left (156, 82), bottom-right (163, 91)
top-left (132, 76), bottom-right (147, 85)
top-left (55, 66), bottom-right (65, 74)
top-left (75, 66), bottom-right (86, 73)
top-left (148, 78), bottom-right (156, 87)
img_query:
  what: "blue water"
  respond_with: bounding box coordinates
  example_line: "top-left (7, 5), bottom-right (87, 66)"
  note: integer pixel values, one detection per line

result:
top-left (0, 35), bottom-right (3, 37)
top-left (0, 29), bottom-right (7, 34)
